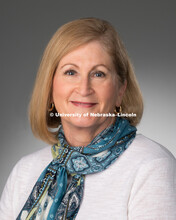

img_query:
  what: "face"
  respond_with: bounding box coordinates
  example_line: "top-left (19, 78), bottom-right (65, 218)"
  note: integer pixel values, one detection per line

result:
top-left (53, 41), bottom-right (126, 131)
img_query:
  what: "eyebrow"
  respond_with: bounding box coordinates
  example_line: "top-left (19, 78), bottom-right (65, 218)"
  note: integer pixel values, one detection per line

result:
top-left (60, 63), bottom-right (111, 71)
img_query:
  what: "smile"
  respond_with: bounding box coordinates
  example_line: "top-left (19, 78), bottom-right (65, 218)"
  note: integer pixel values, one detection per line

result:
top-left (71, 101), bottom-right (97, 108)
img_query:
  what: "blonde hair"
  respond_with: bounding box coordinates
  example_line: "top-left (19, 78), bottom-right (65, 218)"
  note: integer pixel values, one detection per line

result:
top-left (29, 17), bottom-right (143, 145)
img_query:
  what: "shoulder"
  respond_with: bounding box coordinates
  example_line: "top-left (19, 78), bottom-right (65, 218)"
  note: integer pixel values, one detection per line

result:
top-left (9, 145), bottom-right (53, 188)
top-left (126, 134), bottom-right (176, 163)
top-left (127, 135), bottom-right (176, 218)
top-left (116, 134), bottom-right (176, 177)
top-left (17, 145), bottom-right (52, 167)
top-left (124, 134), bottom-right (176, 194)
top-left (7, 146), bottom-right (52, 196)
top-left (14, 145), bottom-right (52, 179)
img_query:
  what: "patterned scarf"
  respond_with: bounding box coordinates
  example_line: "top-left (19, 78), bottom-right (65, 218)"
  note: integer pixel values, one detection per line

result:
top-left (17, 118), bottom-right (136, 219)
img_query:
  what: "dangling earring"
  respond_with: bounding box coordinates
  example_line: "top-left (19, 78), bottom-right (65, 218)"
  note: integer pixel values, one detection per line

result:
top-left (114, 106), bottom-right (122, 114)
top-left (48, 102), bottom-right (54, 112)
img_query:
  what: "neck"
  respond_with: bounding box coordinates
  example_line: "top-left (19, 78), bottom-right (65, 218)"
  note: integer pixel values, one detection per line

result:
top-left (61, 118), bottom-right (116, 147)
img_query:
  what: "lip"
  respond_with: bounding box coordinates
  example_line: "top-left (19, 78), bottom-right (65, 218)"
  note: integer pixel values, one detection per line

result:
top-left (71, 101), bottom-right (97, 108)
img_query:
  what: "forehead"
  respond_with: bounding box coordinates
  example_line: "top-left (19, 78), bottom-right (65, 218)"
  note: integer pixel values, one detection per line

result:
top-left (58, 41), bottom-right (114, 67)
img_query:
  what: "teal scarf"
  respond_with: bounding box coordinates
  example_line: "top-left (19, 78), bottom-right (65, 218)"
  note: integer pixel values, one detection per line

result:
top-left (17, 118), bottom-right (136, 219)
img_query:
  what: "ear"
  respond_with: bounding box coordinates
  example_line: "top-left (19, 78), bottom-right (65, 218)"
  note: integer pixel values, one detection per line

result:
top-left (116, 80), bottom-right (127, 107)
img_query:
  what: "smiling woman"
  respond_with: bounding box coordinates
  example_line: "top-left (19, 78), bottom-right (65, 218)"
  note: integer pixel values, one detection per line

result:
top-left (52, 41), bottom-right (126, 144)
top-left (0, 18), bottom-right (176, 220)
top-left (28, 18), bottom-right (143, 146)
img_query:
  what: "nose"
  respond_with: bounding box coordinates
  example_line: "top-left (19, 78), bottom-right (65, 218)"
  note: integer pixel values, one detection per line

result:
top-left (76, 76), bottom-right (94, 96)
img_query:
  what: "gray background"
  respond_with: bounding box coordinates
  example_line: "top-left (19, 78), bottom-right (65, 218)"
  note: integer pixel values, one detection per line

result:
top-left (0, 0), bottom-right (176, 195)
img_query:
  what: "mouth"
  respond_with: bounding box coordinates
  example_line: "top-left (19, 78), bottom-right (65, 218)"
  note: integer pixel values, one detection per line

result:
top-left (71, 101), bottom-right (97, 108)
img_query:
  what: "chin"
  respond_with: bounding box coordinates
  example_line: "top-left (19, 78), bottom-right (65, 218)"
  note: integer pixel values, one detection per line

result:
top-left (65, 116), bottom-right (102, 129)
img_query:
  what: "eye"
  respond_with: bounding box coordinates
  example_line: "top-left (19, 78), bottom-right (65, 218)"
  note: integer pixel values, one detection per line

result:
top-left (64, 70), bottom-right (76, 76)
top-left (94, 71), bottom-right (105, 77)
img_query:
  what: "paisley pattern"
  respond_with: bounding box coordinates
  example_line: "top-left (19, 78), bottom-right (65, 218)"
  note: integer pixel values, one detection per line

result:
top-left (72, 157), bottom-right (89, 172)
top-left (16, 118), bottom-right (136, 220)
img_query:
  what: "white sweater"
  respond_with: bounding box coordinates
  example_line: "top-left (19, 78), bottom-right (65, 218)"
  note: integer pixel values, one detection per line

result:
top-left (0, 134), bottom-right (176, 220)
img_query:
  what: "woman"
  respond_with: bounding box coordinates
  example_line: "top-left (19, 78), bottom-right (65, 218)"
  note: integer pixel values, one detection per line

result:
top-left (0, 18), bottom-right (175, 219)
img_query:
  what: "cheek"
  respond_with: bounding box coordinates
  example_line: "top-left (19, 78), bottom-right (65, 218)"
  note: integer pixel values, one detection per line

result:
top-left (98, 81), bottom-right (118, 102)
top-left (52, 76), bottom-right (67, 101)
